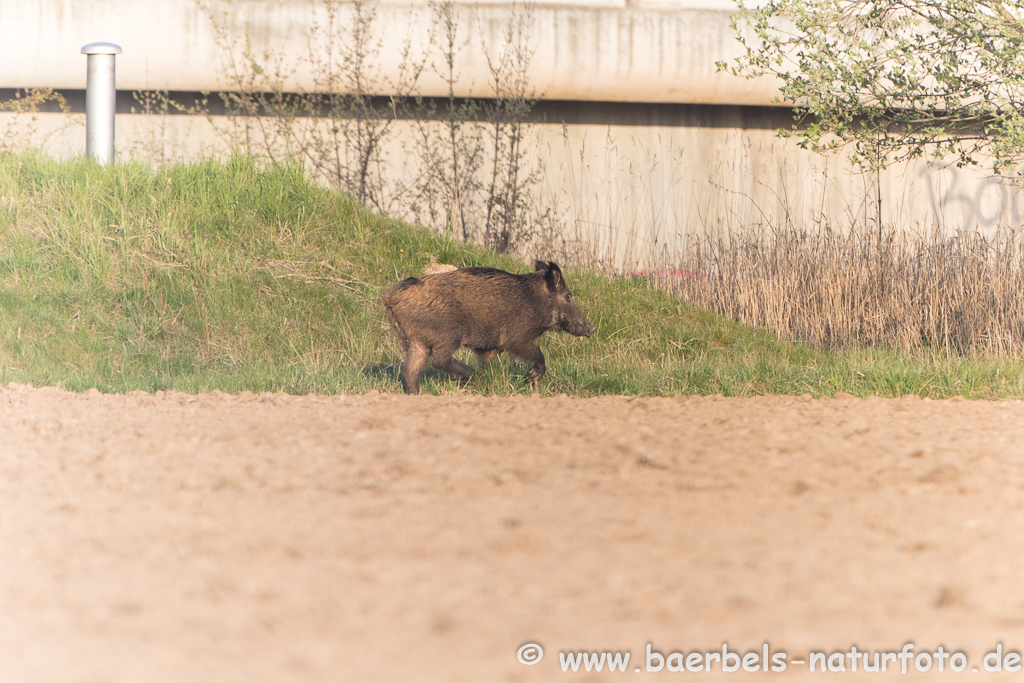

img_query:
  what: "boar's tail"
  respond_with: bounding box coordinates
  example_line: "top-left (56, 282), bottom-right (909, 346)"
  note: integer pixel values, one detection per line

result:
top-left (385, 305), bottom-right (407, 343)
top-left (383, 277), bottom-right (423, 343)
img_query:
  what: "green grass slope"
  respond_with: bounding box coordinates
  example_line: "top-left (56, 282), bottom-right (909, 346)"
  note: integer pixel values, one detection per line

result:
top-left (1, 151), bottom-right (1023, 398)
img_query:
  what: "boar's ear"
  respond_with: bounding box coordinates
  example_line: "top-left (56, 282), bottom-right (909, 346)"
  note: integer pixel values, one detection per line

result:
top-left (542, 261), bottom-right (565, 292)
top-left (533, 259), bottom-right (548, 272)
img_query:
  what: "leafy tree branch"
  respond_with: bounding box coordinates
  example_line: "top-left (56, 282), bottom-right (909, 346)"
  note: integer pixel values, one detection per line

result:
top-left (721, 0), bottom-right (1024, 178)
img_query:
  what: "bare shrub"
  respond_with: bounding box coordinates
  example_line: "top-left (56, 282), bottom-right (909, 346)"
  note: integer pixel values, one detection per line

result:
top-left (480, 1), bottom-right (543, 253)
top-left (408, 0), bottom-right (548, 254)
top-left (196, 0), bottom-right (302, 160)
top-left (198, 0), bottom-right (432, 213)
top-left (303, 0), bottom-right (432, 210)
top-left (0, 89), bottom-right (74, 152)
top-left (408, 0), bottom-right (485, 242)
top-left (126, 90), bottom-right (200, 168)
top-left (197, 0), bottom-right (546, 253)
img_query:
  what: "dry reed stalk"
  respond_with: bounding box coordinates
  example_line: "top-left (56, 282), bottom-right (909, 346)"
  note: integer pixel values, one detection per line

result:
top-left (667, 223), bottom-right (1024, 356)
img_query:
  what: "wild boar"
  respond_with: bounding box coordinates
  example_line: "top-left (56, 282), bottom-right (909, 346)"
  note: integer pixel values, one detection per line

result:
top-left (383, 260), bottom-right (596, 394)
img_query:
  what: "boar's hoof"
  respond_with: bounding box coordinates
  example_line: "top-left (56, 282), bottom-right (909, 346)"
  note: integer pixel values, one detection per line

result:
top-left (527, 364), bottom-right (547, 383)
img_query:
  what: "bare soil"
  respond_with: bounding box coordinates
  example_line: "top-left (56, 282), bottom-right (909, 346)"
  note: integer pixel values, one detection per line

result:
top-left (3, 385), bottom-right (1024, 681)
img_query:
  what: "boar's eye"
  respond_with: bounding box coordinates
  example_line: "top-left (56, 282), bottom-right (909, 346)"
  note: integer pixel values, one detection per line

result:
top-left (565, 293), bottom-right (572, 302)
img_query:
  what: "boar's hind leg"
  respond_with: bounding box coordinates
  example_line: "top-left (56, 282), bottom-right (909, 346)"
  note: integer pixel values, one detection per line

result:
top-left (475, 348), bottom-right (500, 366)
top-left (401, 341), bottom-right (430, 394)
top-left (431, 341), bottom-right (474, 382)
top-left (508, 342), bottom-right (546, 384)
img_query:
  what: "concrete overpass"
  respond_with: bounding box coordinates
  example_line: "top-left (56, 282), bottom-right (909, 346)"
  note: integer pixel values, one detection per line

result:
top-left (0, 0), bottom-right (1016, 267)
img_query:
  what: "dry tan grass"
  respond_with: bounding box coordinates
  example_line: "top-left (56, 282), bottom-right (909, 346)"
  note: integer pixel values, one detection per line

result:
top-left (666, 223), bottom-right (1024, 356)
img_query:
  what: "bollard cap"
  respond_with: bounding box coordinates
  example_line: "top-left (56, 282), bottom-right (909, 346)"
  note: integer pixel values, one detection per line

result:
top-left (81, 42), bottom-right (122, 55)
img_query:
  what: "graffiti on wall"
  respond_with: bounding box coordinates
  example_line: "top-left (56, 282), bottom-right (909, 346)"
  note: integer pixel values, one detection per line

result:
top-left (917, 164), bottom-right (1024, 232)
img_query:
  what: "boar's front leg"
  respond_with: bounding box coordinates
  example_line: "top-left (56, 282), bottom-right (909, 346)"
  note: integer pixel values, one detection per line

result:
top-left (508, 341), bottom-right (546, 384)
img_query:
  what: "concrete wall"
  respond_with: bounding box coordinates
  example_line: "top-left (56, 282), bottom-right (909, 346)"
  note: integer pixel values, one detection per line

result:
top-left (2, 0), bottom-right (1021, 268)
top-left (0, 0), bottom-right (776, 105)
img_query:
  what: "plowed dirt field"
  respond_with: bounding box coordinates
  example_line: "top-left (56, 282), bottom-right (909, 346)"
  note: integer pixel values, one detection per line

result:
top-left (3, 385), bottom-right (1023, 681)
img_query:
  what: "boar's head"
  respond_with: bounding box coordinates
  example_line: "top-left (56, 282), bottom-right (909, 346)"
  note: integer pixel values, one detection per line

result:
top-left (535, 260), bottom-right (597, 338)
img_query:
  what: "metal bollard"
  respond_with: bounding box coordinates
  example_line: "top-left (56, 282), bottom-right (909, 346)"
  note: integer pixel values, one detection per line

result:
top-left (81, 42), bottom-right (122, 164)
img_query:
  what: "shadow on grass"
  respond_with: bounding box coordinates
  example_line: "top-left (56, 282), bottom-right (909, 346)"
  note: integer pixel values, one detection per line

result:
top-left (360, 363), bottom-right (401, 383)
top-left (362, 360), bottom-right (490, 395)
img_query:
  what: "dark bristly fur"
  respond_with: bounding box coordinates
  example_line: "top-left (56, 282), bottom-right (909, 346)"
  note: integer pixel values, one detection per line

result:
top-left (383, 261), bottom-right (596, 393)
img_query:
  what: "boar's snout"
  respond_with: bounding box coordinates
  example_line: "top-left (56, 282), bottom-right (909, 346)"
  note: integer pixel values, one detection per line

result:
top-left (569, 318), bottom-right (597, 338)
top-left (557, 301), bottom-right (596, 337)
